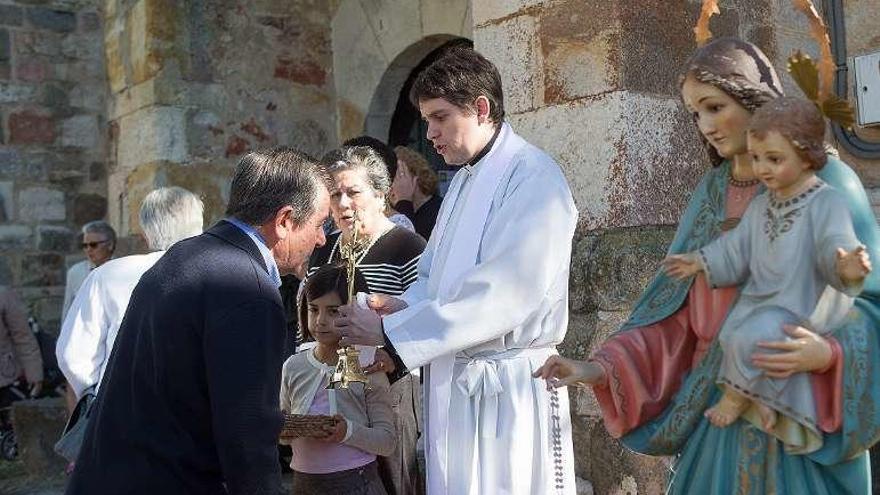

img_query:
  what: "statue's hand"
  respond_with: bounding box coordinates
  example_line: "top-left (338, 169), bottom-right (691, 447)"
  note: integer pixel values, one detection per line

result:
top-left (661, 253), bottom-right (702, 280)
top-left (837, 245), bottom-right (872, 285)
top-left (532, 356), bottom-right (606, 388)
top-left (752, 324), bottom-right (833, 378)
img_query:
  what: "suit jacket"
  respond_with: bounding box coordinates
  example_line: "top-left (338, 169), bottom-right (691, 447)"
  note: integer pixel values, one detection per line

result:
top-left (0, 287), bottom-right (42, 389)
top-left (67, 221), bottom-right (285, 495)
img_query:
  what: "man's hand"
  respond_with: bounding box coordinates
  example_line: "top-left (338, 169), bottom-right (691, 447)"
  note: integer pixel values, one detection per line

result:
top-left (364, 348), bottom-right (396, 375)
top-left (366, 294), bottom-right (408, 316)
top-left (335, 303), bottom-right (385, 347)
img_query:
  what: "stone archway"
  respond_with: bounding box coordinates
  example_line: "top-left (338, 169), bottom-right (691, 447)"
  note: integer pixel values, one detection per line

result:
top-left (330, 0), bottom-right (472, 142)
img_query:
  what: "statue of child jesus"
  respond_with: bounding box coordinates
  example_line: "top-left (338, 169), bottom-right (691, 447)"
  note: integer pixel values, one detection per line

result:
top-left (663, 97), bottom-right (872, 453)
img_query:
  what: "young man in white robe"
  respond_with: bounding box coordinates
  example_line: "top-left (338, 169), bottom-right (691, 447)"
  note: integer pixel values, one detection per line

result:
top-left (335, 47), bottom-right (578, 495)
top-left (57, 187), bottom-right (204, 400)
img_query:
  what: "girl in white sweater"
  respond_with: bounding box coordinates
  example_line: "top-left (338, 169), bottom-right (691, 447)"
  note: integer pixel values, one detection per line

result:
top-left (280, 264), bottom-right (395, 494)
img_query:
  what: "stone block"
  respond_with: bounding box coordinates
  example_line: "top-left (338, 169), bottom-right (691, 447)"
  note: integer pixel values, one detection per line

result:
top-left (472, 0), bottom-right (544, 26)
top-left (0, 255), bottom-right (13, 285)
top-left (117, 106), bottom-right (188, 169)
top-left (72, 193), bottom-right (107, 224)
top-left (37, 225), bottom-right (74, 251)
top-left (21, 253), bottom-right (65, 286)
top-left (0, 28), bottom-right (9, 61)
top-left (538, 0), bottom-right (620, 103)
top-left (570, 414), bottom-right (669, 495)
top-left (0, 6), bottom-right (24, 27)
top-left (420, 0), bottom-right (471, 37)
top-left (0, 149), bottom-right (47, 181)
top-left (27, 8), bottom-right (77, 33)
top-left (588, 227), bottom-right (675, 312)
top-left (14, 58), bottom-right (49, 83)
top-left (61, 114), bottom-right (99, 148)
top-left (474, 13), bottom-right (543, 114)
top-left (0, 82), bottom-right (38, 103)
top-left (9, 110), bottom-right (57, 144)
top-left (69, 83), bottom-right (104, 112)
top-left (80, 11), bottom-right (101, 32)
top-left (14, 30), bottom-right (62, 57)
top-left (0, 181), bottom-right (12, 221)
top-left (616, 0), bottom-right (704, 97)
top-left (0, 225), bottom-right (32, 249)
top-left (18, 186), bottom-right (65, 221)
top-left (39, 83), bottom-right (70, 111)
top-left (10, 398), bottom-right (68, 478)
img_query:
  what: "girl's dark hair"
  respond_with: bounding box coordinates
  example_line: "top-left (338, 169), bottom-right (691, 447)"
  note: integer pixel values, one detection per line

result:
top-left (298, 263), bottom-right (368, 342)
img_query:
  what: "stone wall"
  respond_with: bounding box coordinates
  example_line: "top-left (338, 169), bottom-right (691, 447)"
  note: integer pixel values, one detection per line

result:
top-left (103, 0), bottom-right (339, 236)
top-left (0, 0), bottom-right (107, 331)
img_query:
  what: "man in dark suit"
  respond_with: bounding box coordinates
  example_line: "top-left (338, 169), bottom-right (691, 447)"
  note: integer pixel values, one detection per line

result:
top-left (67, 147), bottom-right (330, 495)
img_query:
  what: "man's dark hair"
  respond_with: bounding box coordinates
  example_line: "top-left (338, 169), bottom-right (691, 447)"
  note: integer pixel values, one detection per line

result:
top-left (342, 135), bottom-right (397, 179)
top-left (409, 47), bottom-right (505, 124)
top-left (226, 147), bottom-right (329, 226)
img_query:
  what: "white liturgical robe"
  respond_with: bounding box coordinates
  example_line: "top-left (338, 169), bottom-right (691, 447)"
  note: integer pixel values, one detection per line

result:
top-left (383, 123), bottom-right (578, 495)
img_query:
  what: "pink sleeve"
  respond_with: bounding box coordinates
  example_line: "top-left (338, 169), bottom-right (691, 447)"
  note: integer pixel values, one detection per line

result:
top-left (811, 337), bottom-right (843, 433)
top-left (591, 307), bottom-right (697, 438)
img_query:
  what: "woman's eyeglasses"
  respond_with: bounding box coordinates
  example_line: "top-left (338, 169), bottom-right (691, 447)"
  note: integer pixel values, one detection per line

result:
top-left (81, 240), bottom-right (110, 250)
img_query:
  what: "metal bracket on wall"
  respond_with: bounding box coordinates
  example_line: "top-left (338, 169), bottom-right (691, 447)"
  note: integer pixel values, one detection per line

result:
top-left (825, 0), bottom-right (880, 158)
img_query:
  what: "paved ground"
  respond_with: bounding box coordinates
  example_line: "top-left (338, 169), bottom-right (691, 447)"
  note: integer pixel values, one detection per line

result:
top-left (0, 461), bottom-right (297, 495)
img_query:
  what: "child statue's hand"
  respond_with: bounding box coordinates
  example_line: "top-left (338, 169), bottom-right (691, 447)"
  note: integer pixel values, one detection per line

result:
top-left (532, 356), bottom-right (606, 388)
top-left (837, 245), bottom-right (872, 285)
top-left (661, 253), bottom-right (703, 280)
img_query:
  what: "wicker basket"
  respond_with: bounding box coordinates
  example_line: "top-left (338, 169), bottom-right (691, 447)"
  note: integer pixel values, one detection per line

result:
top-left (280, 413), bottom-right (339, 439)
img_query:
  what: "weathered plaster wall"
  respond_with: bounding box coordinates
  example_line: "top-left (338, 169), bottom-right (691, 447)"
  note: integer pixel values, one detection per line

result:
top-left (0, 0), bottom-right (107, 330)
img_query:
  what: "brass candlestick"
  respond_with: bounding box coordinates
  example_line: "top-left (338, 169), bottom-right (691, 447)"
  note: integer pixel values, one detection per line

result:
top-left (328, 211), bottom-right (370, 390)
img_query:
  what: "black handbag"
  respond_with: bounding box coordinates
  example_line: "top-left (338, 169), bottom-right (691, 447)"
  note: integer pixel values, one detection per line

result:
top-left (54, 385), bottom-right (96, 462)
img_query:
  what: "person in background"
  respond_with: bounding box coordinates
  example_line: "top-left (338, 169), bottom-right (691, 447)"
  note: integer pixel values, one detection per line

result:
top-left (343, 136), bottom-right (416, 233)
top-left (0, 287), bottom-right (43, 403)
top-left (391, 146), bottom-right (442, 241)
top-left (61, 221), bottom-right (116, 414)
top-left (57, 187), bottom-right (204, 401)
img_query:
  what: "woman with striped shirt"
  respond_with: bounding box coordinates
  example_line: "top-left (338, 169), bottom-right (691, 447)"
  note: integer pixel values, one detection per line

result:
top-left (308, 145), bottom-right (426, 495)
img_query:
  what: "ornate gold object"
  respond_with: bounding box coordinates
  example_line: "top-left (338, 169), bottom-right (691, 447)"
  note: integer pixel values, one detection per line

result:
top-left (328, 211), bottom-right (370, 390)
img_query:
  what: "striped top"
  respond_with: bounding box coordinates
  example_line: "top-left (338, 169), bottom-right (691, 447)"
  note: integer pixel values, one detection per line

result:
top-left (307, 226), bottom-right (426, 297)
